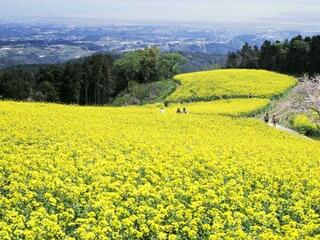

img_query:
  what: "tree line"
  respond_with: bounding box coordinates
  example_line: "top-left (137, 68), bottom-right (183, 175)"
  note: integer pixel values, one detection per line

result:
top-left (0, 48), bottom-right (185, 105)
top-left (227, 35), bottom-right (320, 75)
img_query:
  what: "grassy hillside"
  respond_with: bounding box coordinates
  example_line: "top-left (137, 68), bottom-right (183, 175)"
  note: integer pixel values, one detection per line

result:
top-left (1, 70), bottom-right (319, 239)
top-left (168, 69), bottom-right (297, 102)
top-left (113, 79), bottom-right (176, 106)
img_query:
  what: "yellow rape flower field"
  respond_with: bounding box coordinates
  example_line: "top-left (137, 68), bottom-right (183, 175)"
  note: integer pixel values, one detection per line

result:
top-left (0, 69), bottom-right (320, 239)
top-left (155, 98), bottom-right (271, 117)
top-left (168, 69), bottom-right (297, 102)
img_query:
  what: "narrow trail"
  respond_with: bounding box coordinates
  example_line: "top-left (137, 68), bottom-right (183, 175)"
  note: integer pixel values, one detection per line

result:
top-left (267, 122), bottom-right (311, 139)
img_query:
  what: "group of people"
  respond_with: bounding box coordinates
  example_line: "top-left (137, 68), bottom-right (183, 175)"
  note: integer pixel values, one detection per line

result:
top-left (176, 107), bottom-right (188, 114)
top-left (161, 105), bottom-right (278, 128)
top-left (159, 107), bottom-right (188, 114)
top-left (264, 113), bottom-right (278, 127)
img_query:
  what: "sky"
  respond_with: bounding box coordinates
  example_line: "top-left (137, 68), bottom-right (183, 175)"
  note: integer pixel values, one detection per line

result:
top-left (1, 0), bottom-right (320, 25)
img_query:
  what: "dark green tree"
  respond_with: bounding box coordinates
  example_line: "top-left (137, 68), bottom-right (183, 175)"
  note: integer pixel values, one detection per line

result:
top-left (159, 53), bottom-right (186, 79)
top-left (0, 69), bottom-right (32, 100)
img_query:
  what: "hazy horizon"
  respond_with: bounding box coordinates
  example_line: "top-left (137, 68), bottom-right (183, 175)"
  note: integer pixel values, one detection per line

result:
top-left (1, 0), bottom-right (320, 26)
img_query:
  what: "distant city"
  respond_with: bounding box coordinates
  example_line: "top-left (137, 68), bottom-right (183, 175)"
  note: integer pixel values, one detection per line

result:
top-left (0, 19), bottom-right (319, 69)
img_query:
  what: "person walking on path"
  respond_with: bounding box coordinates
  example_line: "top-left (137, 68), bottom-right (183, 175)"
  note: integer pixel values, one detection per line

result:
top-left (264, 113), bottom-right (269, 124)
top-left (160, 107), bottom-right (165, 114)
top-left (272, 114), bottom-right (277, 127)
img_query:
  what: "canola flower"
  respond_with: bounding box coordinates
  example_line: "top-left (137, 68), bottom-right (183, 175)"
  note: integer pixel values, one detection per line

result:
top-left (0, 101), bottom-right (319, 239)
top-left (159, 98), bottom-right (270, 116)
top-left (0, 70), bottom-right (319, 239)
top-left (168, 69), bottom-right (297, 102)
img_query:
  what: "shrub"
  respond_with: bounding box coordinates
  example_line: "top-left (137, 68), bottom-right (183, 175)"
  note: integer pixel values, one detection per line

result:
top-left (292, 114), bottom-right (320, 138)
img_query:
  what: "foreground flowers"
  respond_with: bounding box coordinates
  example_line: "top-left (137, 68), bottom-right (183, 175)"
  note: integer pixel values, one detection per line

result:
top-left (0, 69), bottom-right (318, 239)
top-left (0, 100), bottom-right (319, 239)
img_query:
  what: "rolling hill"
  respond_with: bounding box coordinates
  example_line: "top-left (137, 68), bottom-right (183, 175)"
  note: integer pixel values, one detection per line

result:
top-left (0, 69), bottom-right (319, 239)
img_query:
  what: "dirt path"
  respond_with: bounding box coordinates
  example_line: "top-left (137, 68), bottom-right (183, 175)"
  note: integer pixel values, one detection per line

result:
top-left (268, 123), bottom-right (295, 133)
top-left (267, 123), bottom-right (311, 139)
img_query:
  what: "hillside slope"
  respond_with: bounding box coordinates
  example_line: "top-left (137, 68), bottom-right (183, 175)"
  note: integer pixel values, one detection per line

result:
top-left (113, 79), bottom-right (176, 106)
top-left (1, 70), bottom-right (319, 239)
top-left (168, 69), bottom-right (297, 102)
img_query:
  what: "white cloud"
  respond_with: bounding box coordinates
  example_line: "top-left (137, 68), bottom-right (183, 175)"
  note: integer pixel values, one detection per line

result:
top-left (1, 0), bottom-right (320, 24)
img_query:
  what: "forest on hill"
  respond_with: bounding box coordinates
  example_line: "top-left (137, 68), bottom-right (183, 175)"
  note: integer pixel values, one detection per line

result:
top-left (0, 48), bottom-right (185, 105)
top-left (227, 35), bottom-right (320, 75)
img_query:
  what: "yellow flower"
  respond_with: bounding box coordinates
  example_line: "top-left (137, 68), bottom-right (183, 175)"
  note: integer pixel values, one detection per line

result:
top-left (0, 69), bottom-right (318, 239)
